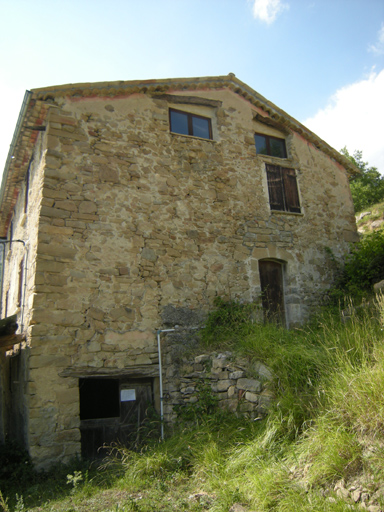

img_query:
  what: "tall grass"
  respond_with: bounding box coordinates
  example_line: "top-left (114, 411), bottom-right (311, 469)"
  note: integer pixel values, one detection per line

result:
top-left (104, 297), bottom-right (384, 511)
top-left (2, 298), bottom-right (384, 511)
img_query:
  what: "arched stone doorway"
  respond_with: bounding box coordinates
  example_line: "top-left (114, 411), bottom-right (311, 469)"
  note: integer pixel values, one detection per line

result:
top-left (258, 259), bottom-right (286, 325)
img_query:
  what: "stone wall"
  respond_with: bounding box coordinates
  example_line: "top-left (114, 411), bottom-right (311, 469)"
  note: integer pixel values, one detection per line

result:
top-left (0, 83), bottom-right (358, 467)
top-left (0, 132), bottom-right (46, 446)
top-left (162, 346), bottom-right (274, 423)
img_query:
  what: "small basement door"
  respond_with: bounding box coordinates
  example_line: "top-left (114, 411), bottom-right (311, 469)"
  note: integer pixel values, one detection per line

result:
top-left (259, 260), bottom-right (286, 325)
top-left (79, 377), bottom-right (154, 459)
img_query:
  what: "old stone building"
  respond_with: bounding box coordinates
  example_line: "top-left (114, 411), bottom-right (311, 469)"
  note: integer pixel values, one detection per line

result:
top-left (0, 74), bottom-right (358, 468)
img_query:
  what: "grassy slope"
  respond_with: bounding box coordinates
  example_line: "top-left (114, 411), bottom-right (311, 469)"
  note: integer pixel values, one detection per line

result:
top-left (356, 201), bottom-right (384, 234)
top-left (2, 298), bottom-right (384, 512)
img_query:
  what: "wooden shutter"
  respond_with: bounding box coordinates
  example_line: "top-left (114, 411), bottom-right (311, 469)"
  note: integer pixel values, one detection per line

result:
top-left (282, 168), bottom-right (301, 213)
top-left (266, 164), bottom-right (285, 211)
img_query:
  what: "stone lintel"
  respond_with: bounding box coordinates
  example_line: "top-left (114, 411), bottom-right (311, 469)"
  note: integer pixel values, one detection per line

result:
top-left (59, 365), bottom-right (160, 378)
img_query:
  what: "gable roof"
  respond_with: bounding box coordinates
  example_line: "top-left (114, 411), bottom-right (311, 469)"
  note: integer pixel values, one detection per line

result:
top-left (0, 73), bottom-right (359, 237)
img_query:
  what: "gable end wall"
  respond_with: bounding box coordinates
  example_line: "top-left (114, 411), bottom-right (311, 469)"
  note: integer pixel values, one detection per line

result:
top-left (1, 86), bottom-right (357, 467)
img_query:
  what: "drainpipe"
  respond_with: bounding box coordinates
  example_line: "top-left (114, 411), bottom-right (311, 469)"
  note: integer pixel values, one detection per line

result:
top-left (0, 239), bottom-right (5, 314)
top-left (19, 243), bottom-right (28, 332)
top-left (156, 328), bottom-right (175, 440)
top-left (156, 326), bottom-right (200, 441)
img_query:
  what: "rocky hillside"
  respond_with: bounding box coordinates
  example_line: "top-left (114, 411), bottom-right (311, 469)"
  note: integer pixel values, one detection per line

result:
top-left (356, 201), bottom-right (384, 233)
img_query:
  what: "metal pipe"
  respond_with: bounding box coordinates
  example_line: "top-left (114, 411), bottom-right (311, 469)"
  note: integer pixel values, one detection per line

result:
top-left (20, 244), bottom-right (28, 332)
top-left (0, 239), bottom-right (5, 315)
top-left (156, 325), bottom-right (200, 440)
top-left (156, 328), bottom-right (175, 440)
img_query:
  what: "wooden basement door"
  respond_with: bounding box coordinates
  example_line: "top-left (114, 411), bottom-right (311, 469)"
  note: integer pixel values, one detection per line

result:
top-left (79, 378), bottom-right (154, 459)
top-left (259, 260), bottom-right (286, 325)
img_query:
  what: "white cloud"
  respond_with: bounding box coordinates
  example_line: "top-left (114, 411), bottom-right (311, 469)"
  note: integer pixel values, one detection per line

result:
top-left (369, 23), bottom-right (384, 55)
top-left (252, 0), bottom-right (289, 24)
top-left (302, 69), bottom-right (384, 173)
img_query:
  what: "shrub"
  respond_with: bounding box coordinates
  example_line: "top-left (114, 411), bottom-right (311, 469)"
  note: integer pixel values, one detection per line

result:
top-left (173, 379), bottom-right (219, 423)
top-left (0, 441), bottom-right (33, 485)
top-left (338, 229), bottom-right (384, 295)
top-left (341, 147), bottom-right (384, 213)
top-left (202, 297), bottom-right (259, 343)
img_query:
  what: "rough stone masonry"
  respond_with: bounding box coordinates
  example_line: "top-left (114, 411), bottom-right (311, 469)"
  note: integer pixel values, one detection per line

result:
top-left (0, 74), bottom-right (358, 468)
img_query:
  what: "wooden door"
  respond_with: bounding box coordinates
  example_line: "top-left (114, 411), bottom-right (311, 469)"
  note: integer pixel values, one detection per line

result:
top-left (259, 260), bottom-right (285, 324)
top-left (118, 381), bottom-right (153, 447)
top-left (80, 378), bottom-right (153, 459)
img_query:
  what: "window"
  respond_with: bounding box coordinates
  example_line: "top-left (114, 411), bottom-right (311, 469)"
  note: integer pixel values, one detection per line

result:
top-left (169, 108), bottom-right (212, 139)
top-left (266, 164), bottom-right (301, 213)
top-left (255, 133), bottom-right (287, 158)
top-left (79, 378), bottom-right (120, 420)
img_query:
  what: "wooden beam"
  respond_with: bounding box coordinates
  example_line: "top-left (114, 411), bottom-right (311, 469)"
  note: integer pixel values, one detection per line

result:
top-left (0, 333), bottom-right (25, 350)
top-left (59, 365), bottom-right (160, 378)
top-left (0, 314), bottom-right (18, 336)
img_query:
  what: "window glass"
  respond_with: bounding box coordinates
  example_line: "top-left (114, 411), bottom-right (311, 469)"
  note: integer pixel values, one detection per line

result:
top-left (79, 378), bottom-right (120, 420)
top-left (192, 116), bottom-right (210, 139)
top-left (255, 133), bottom-right (287, 158)
top-left (169, 108), bottom-right (212, 139)
top-left (170, 110), bottom-right (189, 135)
top-left (270, 138), bottom-right (286, 158)
top-left (255, 134), bottom-right (268, 155)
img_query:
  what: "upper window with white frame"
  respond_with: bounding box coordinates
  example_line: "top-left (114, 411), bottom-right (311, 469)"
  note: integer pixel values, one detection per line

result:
top-left (169, 108), bottom-right (212, 140)
top-left (255, 133), bottom-right (287, 158)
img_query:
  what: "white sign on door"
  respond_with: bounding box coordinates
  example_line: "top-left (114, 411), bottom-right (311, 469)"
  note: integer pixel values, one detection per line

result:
top-left (120, 389), bottom-right (136, 402)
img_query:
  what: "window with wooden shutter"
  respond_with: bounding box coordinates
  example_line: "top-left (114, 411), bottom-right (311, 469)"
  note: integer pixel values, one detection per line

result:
top-left (266, 164), bottom-right (300, 213)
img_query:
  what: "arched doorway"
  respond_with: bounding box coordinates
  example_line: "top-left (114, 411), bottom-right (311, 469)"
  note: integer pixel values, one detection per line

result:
top-left (258, 260), bottom-right (286, 325)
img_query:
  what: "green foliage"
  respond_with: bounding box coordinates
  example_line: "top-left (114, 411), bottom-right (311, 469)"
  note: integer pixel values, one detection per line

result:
top-left (300, 417), bottom-right (363, 485)
top-left (0, 441), bottom-right (33, 486)
top-left (13, 494), bottom-right (25, 512)
top-left (202, 299), bottom-right (328, 437)
top-left (202, 297), bottom-right (259, 342)
top-left (341, 147), bottom-right (384, 212)
top-left (66, 470), bottom-right (83, 493)
top-left (129, 404), bottom-right (162, 450)
top-left (336, 229), bottom-right (384, 297)
top-left (3, 301), bottom-right (384, 510)
top-left (173, 379), bottom-right (219, 423)
top-left (0, 491), bottom-right (10, 512)
top-left (0, 455), bottom-right (100, 512)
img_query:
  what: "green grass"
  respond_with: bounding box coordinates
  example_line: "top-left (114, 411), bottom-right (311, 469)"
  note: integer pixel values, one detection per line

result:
top-left (356, 201), bottom-right (384, 233)
top-left (2, 298), bottom-right (384, 511)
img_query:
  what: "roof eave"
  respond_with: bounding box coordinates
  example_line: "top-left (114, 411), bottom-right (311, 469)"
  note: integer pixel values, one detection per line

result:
top-left (30, 73), bottom-right (360, 176)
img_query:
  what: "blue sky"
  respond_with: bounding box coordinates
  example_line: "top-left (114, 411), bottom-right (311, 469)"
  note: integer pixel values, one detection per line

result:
top-left (0, 0), bottom-right (383, 173)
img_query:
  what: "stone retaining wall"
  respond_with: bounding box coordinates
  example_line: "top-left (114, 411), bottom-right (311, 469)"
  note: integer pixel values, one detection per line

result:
top-left (162, 347), bottom-right (274, 422)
